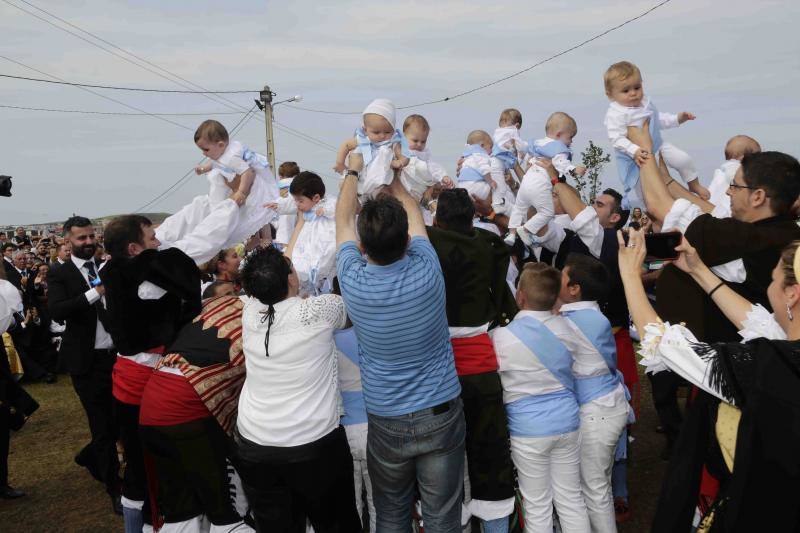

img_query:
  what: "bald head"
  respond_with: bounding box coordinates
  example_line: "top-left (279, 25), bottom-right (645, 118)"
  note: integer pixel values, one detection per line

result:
top-left (466, 129), bottom-right (492, 147)
top-left (725, 135), bottom-right (761, 161)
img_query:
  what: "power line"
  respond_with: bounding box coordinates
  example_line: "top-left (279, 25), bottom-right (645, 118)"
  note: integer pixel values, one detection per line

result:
top-left (0, 72), bottom-right (256, 94)
top-left (283, 0), bottom-right (675, 115)
top-left (1, 0), bottom-right (264, 124)
top-left (0, 54), bottom-right (193, 130)
top-left (0, 103), bottom-right (249, 116)
top-left (133, 105), bottom-right (259, 213)
top-left (273, 120), bottom-right (338, 151)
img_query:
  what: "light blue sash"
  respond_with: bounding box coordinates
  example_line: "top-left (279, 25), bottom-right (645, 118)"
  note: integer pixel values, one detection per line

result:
top-left (491, 145), bottom-right (517, 172)
top-left (529, 139), bottom-right (572, 160)
top-left (506, 390), bottom-right (580, 437)
top-left (355, 127), bottom-right (410, 166)
top-left (506, 316), bottom-right (575, 392)
top-left (615, 104), bottom-right (663, 208)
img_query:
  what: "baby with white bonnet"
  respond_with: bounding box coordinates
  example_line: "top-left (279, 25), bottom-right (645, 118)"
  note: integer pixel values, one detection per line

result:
top-left (335, 98), bottom-right (410, 198)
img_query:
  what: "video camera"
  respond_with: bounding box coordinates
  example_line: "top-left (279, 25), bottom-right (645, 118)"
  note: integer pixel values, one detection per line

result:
top-left (0, 175), bottom-right (11, 197)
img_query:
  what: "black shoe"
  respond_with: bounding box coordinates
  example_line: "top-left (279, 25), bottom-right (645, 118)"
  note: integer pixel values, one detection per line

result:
top-left (43, 373), bottom-right (57, 384)
top-left (0, 485), bottom-right (26, 499)
top-left (109, 492), bottom-right (123, 515)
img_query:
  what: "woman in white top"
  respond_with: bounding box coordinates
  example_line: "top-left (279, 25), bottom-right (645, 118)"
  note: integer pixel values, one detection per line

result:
top-left (618, 228), bottom-right (800, 533)
top-left (234, 246), bottom-right (360, 533)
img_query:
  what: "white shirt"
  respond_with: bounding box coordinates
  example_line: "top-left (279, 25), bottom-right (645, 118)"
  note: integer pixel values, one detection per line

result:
top-left (491, 309), bottom-right (571, 405)
top-left (238, 294), bottom-right (347, 447)
top-left (537, 206), bottom-right (605, 259)
top-left (462, 152), bottom-right (492, 176)
top-left (70, 255), bottom-right (114, 349)
top-left (708, 160), bottom-right (740, 219)
top-left (493, 126), bottom-right (529, 155)
top-left (557, 300), bottom-right (627, 408)
top-left (0, 279), bottom-right (22, 334)
top-left (604, 97), bottom-right (680, 157)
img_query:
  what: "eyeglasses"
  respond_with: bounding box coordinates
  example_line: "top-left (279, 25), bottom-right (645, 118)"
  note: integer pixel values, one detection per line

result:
top-left (728, 181), bottom-right (758, 191)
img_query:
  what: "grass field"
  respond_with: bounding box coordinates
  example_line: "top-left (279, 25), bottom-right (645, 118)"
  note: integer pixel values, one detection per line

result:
top-left (1, 372), bottom-right (667, 532)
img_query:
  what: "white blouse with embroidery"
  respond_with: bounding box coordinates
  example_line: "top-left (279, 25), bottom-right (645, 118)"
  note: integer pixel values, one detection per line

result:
top-left (638, 304), bottom-right (786, 404)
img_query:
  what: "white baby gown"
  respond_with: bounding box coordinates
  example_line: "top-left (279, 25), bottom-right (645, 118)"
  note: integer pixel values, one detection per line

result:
top-left (157, 141), bottom-right (279, 262)
top-left (280, 196), bottom-right (338, 296)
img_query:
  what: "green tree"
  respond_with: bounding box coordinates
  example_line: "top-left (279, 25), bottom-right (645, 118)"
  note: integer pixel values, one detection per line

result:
top-left (577, 140), bottom-right (611, 204)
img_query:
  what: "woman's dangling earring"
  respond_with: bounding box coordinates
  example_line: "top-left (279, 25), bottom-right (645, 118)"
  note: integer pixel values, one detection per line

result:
top-left (787, 303), bottom-right (794, 322)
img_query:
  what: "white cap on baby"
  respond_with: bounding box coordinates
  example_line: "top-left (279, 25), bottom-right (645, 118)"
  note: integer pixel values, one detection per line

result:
top-left (363, 98), bottom-right (396, 128)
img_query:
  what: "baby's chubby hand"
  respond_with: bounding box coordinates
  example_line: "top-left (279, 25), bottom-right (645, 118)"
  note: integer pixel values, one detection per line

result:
top-left (574, 165), bottom-right (587, 177)
top-left (634, 149), bottom-right (650, 166)
top-left (441, 176), bottom-right (454, 188)
top-left (678, 112), bottom-right (696, 124)
top-left (263, 202), bottom-right (278, 210)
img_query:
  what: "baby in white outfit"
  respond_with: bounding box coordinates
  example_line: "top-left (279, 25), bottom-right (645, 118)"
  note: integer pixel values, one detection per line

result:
top-left (400, 114), bottom-right (454, 201)
top-left (603, 61), bottom-right (707, 207)
top-left (708, 135), bottom-right (761, 218)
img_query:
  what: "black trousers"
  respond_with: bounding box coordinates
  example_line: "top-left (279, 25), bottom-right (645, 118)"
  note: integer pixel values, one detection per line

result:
top-left (116, 400), bottom-right (147, 503)
top-left (648, 369), bottom-right (687, 449)
top-left (235, 425), bottom-right (361, 533)
top-left (460, 372), bottom-right (516, 502)
top-left (71, 348), bottom-right (119, 493)
top-left (0, 404), bottom-right (9, 487)
top-left (139, 417), bottom-right (241, 526)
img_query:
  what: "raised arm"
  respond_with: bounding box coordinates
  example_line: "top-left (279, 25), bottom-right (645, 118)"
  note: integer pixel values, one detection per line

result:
top-left (617, 229), bottom-right (660, 336)
top-left (388, 170), bottom-right (427, 239)
top-left (335, 154), bottom-right (362, 246)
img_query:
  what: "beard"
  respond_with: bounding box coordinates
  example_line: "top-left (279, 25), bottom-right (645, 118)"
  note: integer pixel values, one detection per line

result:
top-left (71, 242), bottom-right (96, 260)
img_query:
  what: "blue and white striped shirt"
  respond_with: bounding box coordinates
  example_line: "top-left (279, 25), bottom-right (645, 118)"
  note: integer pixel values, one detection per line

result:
top-left (336, 237), bottom-right (461, 416)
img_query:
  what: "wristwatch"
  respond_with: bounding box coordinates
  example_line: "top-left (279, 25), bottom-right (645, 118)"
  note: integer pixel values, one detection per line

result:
top-left (345, 170), bottom-right (359, 178)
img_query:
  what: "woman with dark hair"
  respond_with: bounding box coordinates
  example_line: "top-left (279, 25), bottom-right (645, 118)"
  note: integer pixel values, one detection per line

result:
top-left (619, 229), bottom-right (800, 532)
top-left (234, 246), bottom-right (360, 532)
top-left (202, 248), bottom-right (241, 293)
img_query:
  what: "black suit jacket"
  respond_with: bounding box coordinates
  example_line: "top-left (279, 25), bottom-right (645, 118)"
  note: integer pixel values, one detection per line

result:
top-left (47, 260), bottom-right (110, 375)
top-left (4, 259), bottom-right (21, 290)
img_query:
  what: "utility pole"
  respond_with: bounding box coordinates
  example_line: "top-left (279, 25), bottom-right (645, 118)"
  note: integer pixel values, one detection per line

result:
top-left (258, 85), bottom-right (276, 171)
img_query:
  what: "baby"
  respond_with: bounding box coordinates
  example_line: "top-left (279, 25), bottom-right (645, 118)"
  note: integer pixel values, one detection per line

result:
top-left (334, 98), bottom-right (410, 198)
top-left (708, 135), bottom-right (761, 218)
top-left (265, 171), bottom-right (336, 296)
top-left (457, 130), bottom-right (498, 201)
top-left (400, 114), bottom-right (454, 201)
top-left (156, 120), bottom-right (279, 259)
top-left (505, 112), bottom-right (584, 247)
top-left (272, 161), bottom-right (300, 250)
top-left (528, 112), bottom-right (587, 179)
top-left (493, 107), bottom-right (529, 159)
top-left (604, 61), bottom-right (706, 208)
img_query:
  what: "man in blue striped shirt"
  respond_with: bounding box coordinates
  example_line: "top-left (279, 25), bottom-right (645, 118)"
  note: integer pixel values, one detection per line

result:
top-left (336, 154), bottom-right (465, 533)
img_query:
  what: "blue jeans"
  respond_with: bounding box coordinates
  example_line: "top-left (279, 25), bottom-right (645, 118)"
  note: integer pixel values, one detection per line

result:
top-left (367, 398), bottom-right (466, 533)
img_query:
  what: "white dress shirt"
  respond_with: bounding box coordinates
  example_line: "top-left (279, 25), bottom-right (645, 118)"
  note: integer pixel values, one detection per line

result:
top-left (604, 97), bottom-right (680, 157)
top-left (70, 255), bottom-right (113, 349)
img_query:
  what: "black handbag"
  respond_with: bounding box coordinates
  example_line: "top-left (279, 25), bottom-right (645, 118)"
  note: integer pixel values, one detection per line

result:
top-left (0, 175), bottom-right (12, 197)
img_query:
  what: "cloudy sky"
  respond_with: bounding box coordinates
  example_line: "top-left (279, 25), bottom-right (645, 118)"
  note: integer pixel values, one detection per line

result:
top-left (1, 0), bottom-right (799, 224)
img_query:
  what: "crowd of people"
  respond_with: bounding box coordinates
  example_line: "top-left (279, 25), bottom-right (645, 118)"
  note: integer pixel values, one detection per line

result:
top-left (2, 58), bottom-right (800, 533)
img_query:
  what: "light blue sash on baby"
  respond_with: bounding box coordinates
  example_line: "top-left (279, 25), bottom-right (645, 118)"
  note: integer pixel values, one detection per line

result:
top-left (355, 127), bottom-right (410, 166)
top-left (491, 145), bottom-right (517, 172)
top-left (615, 103), bottom-right (663, 209)
top-left (459, 144), bottom-right (489, 182)
top-left (242, 146), bottom-right (270, 170)
top-left (528, 139), bottom-right (572, 161)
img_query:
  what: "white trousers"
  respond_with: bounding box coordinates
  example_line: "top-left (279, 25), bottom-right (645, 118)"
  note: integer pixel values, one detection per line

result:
top-left (345, 423), bottom-right (376, 533)
top-left (579, 401), bottom-right (629, 533)
top-left (659, 141), bottom-right (698, 185)
top-left (510, 431), bottom-right (590, 533)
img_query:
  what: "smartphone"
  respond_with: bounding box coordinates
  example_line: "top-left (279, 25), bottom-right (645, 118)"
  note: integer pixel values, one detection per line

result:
top-left (645, 231), bottom-right (682, 260)
top-left (623, 230), bottom-right (682, 260)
